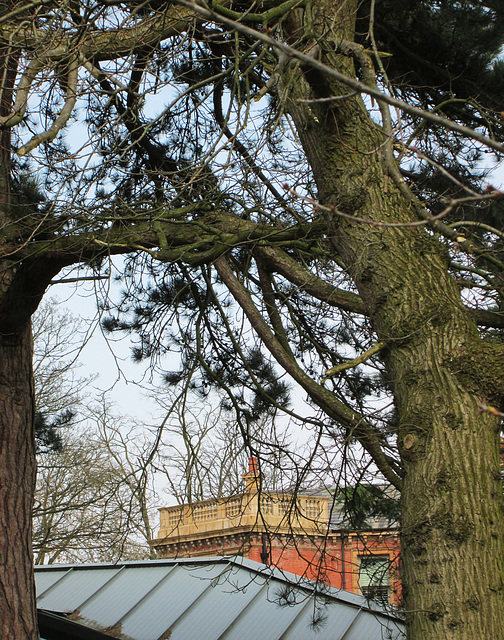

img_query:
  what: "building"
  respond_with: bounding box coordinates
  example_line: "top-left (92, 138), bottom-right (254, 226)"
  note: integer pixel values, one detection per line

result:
top-left (151, 458), bottom-right (401, 606)
top-left (35, 557), bottom-right (405, 640)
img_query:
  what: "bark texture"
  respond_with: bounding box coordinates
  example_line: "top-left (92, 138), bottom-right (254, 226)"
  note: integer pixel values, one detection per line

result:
top-left (0, 24), bottom-right (39, 635)
top-left (279, 2), bottom-right (504, 638)
top-left (0, 324), bottom-right (37, 639)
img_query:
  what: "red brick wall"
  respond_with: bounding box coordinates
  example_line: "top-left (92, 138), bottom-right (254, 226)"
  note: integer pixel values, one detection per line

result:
top-left (156, 530), bottom-right (401, 605)
top-left (246, 535), bottom-right (344, 589)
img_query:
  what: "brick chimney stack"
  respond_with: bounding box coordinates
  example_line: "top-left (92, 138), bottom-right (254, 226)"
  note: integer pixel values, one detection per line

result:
top-left (249, 456), bottom-right (258, 474)
top-left (243, 456), bottom-right (261, 493)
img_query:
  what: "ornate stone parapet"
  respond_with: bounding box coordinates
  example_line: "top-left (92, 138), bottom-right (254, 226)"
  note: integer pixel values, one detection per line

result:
top-left (155, 492), bottom-right (329, 542)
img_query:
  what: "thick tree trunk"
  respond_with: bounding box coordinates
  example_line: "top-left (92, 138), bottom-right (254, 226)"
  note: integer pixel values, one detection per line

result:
top-left (280, 2), bottom-right (504, 638)
top-left (0, 19), bottom-right (39, 636)
top-left (0, 324), bottom-right (38, 639)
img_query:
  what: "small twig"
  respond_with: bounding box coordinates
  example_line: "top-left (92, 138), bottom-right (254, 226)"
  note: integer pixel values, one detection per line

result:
top-left (478, 403), bottom-right (504, 418)
top-left (295, 91), bottom-right (358, 104)
top-left (448, 220), bottom-right (504, 240)
top-left (409, 146), bottom-right (481, 197)
top-left (282, 185), bottom-right (486, 229)
top-left (322, 342), bottom-right (386, 383)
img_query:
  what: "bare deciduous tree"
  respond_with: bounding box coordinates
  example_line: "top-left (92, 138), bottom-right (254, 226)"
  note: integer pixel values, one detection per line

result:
top-left (154, 397), bottom-right (295, 501)
top-left (33, 426), bottom-right (152, 564)
top-left (32, 301), bottom-right (156, 564)
top-left (33, 298), bottom-right (96, 437)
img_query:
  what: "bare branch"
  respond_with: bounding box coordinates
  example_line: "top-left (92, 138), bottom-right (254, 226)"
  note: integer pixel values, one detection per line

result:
top-left (18, 57), bottom-right (79, 156)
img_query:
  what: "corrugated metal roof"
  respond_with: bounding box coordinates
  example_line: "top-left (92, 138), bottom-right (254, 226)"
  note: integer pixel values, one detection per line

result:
top-left (35, 557), bottom-right (405, 640)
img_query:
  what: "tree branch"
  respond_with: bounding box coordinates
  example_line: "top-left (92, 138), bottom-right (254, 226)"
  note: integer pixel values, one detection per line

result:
top-left (214, 254), bottom-right (402, 490)
top-left (322, 341), bottom-right (386, 383)
top-left (0, 57), bottom-right (44, 128)
top-left (255, 236), bottom-right (504, 329)
top-left (174, 0), bottom-right (504, 155)
top-left (254, 245), bottom-right (366, 314)
top-left (18, 56), bottom-right (79, 156)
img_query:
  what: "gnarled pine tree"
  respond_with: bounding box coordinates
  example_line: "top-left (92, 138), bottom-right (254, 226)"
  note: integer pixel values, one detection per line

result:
top-left (1, 1), bottom-right (504, 638)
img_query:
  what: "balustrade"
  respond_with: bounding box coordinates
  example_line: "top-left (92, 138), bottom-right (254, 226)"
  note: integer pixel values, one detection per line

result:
top-left (157, 492), bottom-right (329, 540)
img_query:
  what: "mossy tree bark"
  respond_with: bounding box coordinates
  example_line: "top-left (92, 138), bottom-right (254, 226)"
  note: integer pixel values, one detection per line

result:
top-left (279, 2), bottom-right (504, 638)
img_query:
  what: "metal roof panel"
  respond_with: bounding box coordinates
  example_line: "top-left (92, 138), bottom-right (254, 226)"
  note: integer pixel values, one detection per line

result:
top-left (78, 565), bottom-right (174, 629)
top-left (35, 557), bottom-right (405, 640)
top-left (118, 563), bottom-right (240, 640)
top-left (37, 567), bottom-right (122, 613)
top-left (279, 599), bottom-right (361, 640)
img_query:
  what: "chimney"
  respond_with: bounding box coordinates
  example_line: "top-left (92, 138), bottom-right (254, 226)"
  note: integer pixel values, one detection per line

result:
top-left (249, 456), bottom-right (258, 474)
top-left (243, 456), bottom-right (261, 493)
